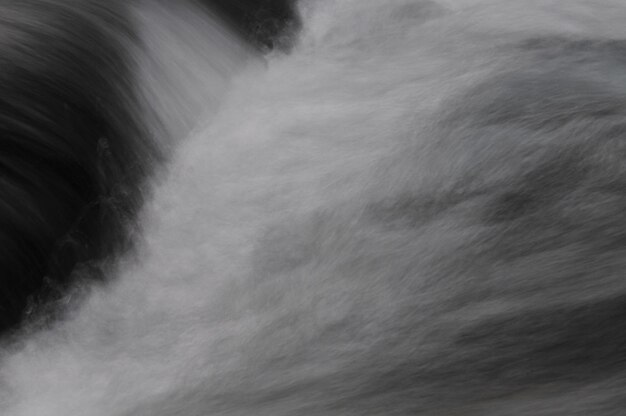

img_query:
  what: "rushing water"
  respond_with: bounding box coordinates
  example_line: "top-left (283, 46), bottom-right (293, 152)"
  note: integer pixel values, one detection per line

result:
top-left (2, 1), bottom-right (626, 415)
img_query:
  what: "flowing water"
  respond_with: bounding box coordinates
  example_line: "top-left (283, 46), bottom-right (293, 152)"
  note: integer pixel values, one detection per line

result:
top-left (2, 1), bottom-right (626, 415)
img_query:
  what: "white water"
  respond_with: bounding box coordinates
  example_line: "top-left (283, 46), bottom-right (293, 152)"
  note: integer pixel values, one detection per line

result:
top-left (3, 1), bottom-right (626, 415)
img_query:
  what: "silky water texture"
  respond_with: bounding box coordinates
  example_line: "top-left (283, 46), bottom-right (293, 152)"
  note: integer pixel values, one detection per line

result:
top-left (2, 1), bottom-right (626, 415)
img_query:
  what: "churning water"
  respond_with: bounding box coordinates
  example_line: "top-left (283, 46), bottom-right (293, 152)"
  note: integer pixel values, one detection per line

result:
top-left (3, 1), bottom-right (626, 415)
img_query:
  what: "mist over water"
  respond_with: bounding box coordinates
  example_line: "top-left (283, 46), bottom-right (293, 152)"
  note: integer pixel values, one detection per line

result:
top-left (3, 1), bottom-right (626, 415)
